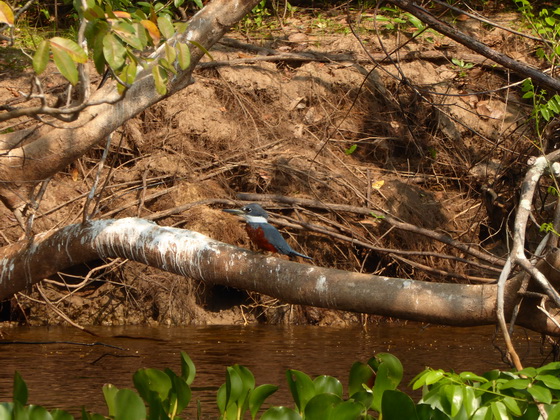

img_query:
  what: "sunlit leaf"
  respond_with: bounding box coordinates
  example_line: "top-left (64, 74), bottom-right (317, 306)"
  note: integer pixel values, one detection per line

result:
top-left (33, 40), bottom-right (50, 75)
top-left (113, 10), bottom-right (131, 18)
top-left (50, 44), bottom-right (79, 85)
top-left (177, 42), bottom-right (190, 70)
top-left (313, 375), bottom-right (342, 397)
top-left (165, 43), bottom-right (177, 67)
top-left (157, 15), bottom-right (175, 39)
top-left (50, 37), bottom-right (87, 63)
top-left (113, 21), bottom-right (144, 50)
top-left (140, 19), bottom-right (160, 44)
top-left (0, 1), bottom-right (14, 26)
top-left (527, 384), bottom-right (552, 404)
top-left (103, 32), bottom-right (126, 70)
top-left (153, 64), bottom-right (168, 95)
top-left (188, 39), bottom-right (214, 60)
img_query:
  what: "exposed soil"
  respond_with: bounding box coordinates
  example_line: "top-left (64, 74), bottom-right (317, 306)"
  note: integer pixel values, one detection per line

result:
top-left (0, 5), bottom-right (552, 327)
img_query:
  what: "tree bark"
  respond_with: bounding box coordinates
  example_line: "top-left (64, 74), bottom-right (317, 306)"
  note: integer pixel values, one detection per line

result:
top-left (1, 217), bottom-right (558, 335)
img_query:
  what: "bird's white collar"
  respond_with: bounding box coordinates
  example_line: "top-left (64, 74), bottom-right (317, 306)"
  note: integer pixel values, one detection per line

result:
top-left (245, 215), bottom-right (268, 223)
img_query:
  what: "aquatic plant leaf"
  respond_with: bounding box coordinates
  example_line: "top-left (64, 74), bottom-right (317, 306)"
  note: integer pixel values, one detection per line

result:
top-left (27, 405), bottom-right (51, 420)
top-left (133, 368), bottom-right (172, 403)
top-left (225, 366), bottom-right (243, 408)
top-left (261, 406), bottom-right (302, 420)
top-left (330, 400), bottom-right (365, 420)
top-left (369, 353), bottom-right (403, 412)
top-left (12, 372), bottom-right (27, 406)
top-left (249, 384), bottom-right (278, 420)
top-left (348, 362), bottom-right (374, 396)
top-left (381, 390), bottom-right (418, 420)
top-left (102, 384), bottom-right (119, 417)
top-left (286, 369), bottom-right (315, 414)
top-left (180, 351), bottom-right (196, 385)
top-left (50, 409), bottom-right (73, 420)
top-left (313, 376), bottom-right (342, 397)
top-left (304, 393), bottom-right (341, 419)
top-left (114, 388), bottom-right (146, 420)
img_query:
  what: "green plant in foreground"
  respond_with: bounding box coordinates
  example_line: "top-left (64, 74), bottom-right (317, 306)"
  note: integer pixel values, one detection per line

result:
top-left (4, 352), bottom-right (560, 419)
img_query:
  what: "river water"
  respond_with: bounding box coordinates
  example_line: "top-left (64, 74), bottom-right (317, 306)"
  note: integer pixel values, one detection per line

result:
top-left (0, 323), bottom-right (550, 418)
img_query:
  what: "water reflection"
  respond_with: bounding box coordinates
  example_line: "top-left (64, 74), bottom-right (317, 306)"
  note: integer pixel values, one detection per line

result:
top-left (0, 323), bottom-right (547, 418)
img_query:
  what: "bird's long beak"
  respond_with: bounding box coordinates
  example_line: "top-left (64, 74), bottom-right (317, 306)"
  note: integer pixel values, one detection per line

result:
top-left (223, 208), bottom-right (245, 216)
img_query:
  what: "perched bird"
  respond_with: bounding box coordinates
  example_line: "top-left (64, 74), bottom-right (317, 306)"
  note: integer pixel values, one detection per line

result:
top-left (223, 203), bottom-right (312, 260)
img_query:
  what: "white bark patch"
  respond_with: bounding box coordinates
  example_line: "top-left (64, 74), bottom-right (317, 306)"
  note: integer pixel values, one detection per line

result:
top-left (315, 275), bottom-right (327, 292)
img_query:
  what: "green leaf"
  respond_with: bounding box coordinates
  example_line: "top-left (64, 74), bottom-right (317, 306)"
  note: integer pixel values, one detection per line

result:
top-left (330, 400), bottom-right (365, 420)
top-left (187, 39), bottom-right (214, 60)
top-left (527, 384), bottom-right (552, 404)
top-left (304, 393), bottom-right (342, 419)
top-left (445, 384), bottom-right (463, 417)
top-left (536, 374), bottom-right (560, 389)
top-left (157, 15), bottom-right (175, 39)
top-left (117, 60), bottom-right (137, 93)
top-left (28, 405), bottom-right (52, 420)
top-left (225, 366), bottom-right (244, 408)
top-left (50, 37), bottom-right (87, 63)
top-left (0, 1), bottom-right (14, 26)
top-left (103, 32), bottom-right (126, 70)
top-left (177, 42), bottom-right (191, 70)
top-left (286, 369), bottom-right (315, 414)
top-left (261, 406), bottom-right (302, 420)
top-left (102, 384), bottom-right (119, 417)
top-left (249, 384), bottom-right (278, 420)
top-left (114, 389), bottom-right (146, 420)
top-left (462, 386), bottom-right (478, 418)
top-left (180, 352), bottom-right (196, 385)
top-left (133, 368), bottom-right (172, 403)
top-left (165, 43), bottom-right (177, 68)
top-left (33, 40), bottom-right (50, 75)
top-left (50, 41), bottom-right (79, 85)
top-left (153, 63), bottom-right (168, 95)
top-left (50, 409), bottom-right (74, 420)
top-left (370, 353), bottom-right (403, 412)
top-left (348, 362), bottom-right (373, 395)
top-left (113, 21), bottom-right (144, 50)
top-left (313, 376), bottom-right (343, 397)
top-left (345, 144), bottom-right (357, 155)
top-left (490, 401), bottom-right (508, 420)
top-left (459, 372), bottom-right (488, 383)
top-left (423, 370), bottom-right (445, 386)
top-left (171, 374), bottom-right (191, 415)
top-left (381, 390), bottom-right (418, 420)
top-left (499, 378), bottom-right (530, 389)
top-left (501, 395), bottom-right (522, 417)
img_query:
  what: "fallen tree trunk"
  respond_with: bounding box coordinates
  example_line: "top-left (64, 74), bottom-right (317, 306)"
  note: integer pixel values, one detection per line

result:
top-left (1, 217), bottom-right (557, 334)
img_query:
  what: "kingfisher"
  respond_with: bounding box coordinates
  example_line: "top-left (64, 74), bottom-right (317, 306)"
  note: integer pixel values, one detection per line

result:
top-left (223, 203), bottom-right (312, 260)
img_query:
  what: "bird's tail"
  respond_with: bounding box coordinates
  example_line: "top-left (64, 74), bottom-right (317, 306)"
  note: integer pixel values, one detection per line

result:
top-left (290, 251), bottom-right (312, 260)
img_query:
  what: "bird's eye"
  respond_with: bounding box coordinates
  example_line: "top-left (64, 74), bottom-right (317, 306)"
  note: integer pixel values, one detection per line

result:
top-left (244, 207), bottom-right (251, 213)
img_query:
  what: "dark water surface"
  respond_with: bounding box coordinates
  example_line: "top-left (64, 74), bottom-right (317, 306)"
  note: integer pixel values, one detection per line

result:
top-left (0, 323), bottom-right (548, 418)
